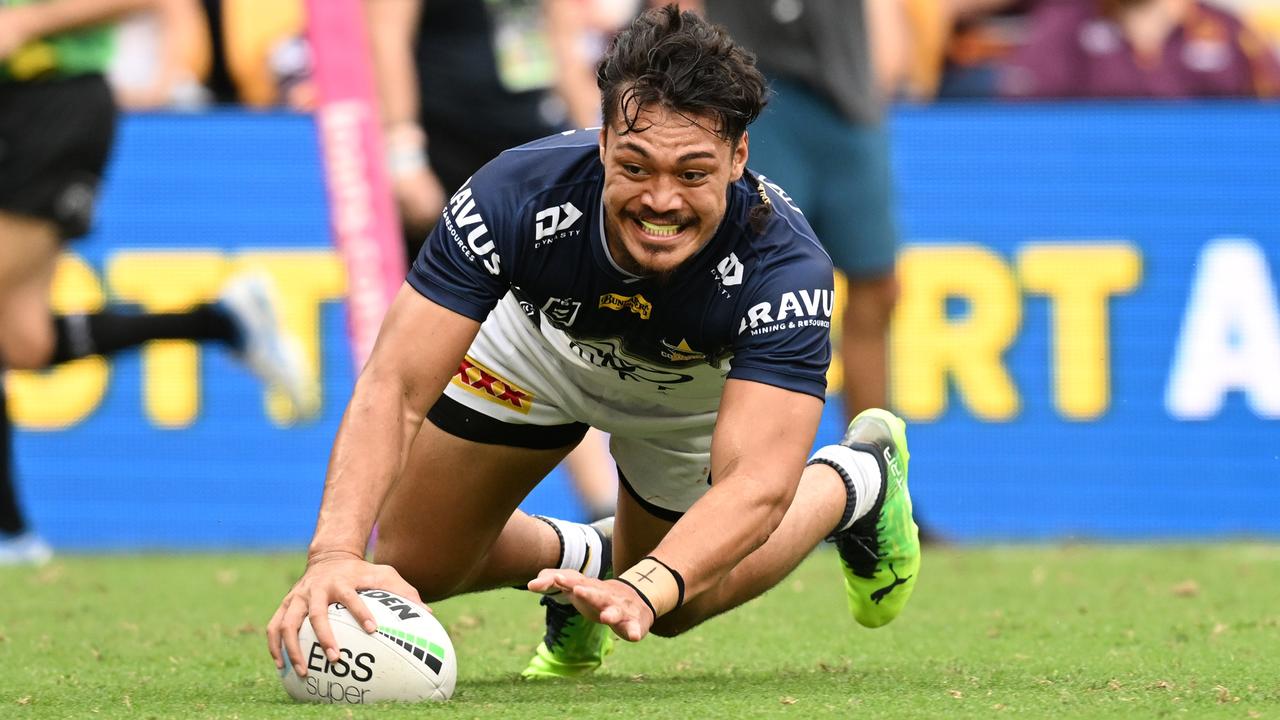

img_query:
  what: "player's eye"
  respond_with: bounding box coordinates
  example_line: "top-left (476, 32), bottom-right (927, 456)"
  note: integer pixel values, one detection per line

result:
top-left (681, 170), bottom-right (709, 182)
top-left (622, 163), bottom-right (645, 176)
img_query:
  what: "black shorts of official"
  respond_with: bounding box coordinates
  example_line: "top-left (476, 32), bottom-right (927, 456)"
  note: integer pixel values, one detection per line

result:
top-left (0, 74), bottom-right (117, 241)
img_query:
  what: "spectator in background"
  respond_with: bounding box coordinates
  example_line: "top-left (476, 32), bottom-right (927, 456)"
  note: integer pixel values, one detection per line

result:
top-left (1000, 0), bottom-right (1280, 98)
top-left (196, 0), bottom-right (314, 109)
top-left (365, 0), bottom-right (622, 522)
top-left (107, 0), bottom-right (212, 109)
top-left (0, 0), bottom-right (317, 564)
top-left (692, 0), bottom-right (912, 478)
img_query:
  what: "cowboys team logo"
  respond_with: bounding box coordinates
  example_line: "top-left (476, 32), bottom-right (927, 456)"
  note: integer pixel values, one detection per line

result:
top-left (598, 293), bottom-right (653, 319)
top-left (541, 297), bottom-right (583, 327)
top-left (659, 338), bottom-right (706, 363)
top-left (451, 356), bottom-right (534, 414)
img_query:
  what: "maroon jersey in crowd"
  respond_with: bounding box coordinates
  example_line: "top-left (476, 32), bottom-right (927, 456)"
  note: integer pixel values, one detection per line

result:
top-left (1001, 0), bottom-right (1280, 98)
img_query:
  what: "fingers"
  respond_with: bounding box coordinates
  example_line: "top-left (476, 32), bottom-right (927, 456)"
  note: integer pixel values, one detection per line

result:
top-left (336, 587), bottom-right (378, 634)
top-left (279, 596), bottom-right (311, 676)
top-left (266, 602), bottom-right (286, 669)
top-left (572, 583), bottom-right (650, 643)
top-left (528, 569), bottom-right (587, 595)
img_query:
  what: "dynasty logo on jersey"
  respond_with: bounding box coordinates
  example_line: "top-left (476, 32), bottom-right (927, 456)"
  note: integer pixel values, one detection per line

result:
top-left (598, 293), bottom-right (653, 319)
top-left (534, 202), bottom-right (583, 248)
top-left (716, 253), bottom-right (744, 287)
top-left (451, 356), bottom-right (534, 413)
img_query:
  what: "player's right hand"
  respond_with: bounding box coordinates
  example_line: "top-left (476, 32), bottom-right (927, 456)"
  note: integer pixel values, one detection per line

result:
top-left (265, 551), bottom-right (423, 677)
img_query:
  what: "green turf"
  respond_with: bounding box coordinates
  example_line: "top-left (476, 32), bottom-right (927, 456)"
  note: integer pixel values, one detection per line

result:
top-left (2, 545), bottom-right (1278, 719)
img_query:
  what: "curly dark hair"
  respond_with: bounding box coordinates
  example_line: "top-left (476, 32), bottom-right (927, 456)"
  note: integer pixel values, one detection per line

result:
top-left (597, 4), bottom-right (768, 144)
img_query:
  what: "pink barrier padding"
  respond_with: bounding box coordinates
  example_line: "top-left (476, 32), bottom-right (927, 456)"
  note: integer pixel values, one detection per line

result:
top-left (305, 0), bottom-right (405, 370)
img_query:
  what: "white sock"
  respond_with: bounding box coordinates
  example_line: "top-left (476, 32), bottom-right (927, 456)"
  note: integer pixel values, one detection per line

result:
top-left (536, 515), bottom-right (606, 585)
top-left (808, 444), bottom-right (885, 534)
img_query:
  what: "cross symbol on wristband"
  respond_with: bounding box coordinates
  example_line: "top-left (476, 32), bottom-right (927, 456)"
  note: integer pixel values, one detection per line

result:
top-left (636, 567), bottom-right (657, 583)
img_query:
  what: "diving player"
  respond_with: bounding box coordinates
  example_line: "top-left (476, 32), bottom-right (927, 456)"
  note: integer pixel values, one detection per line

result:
top-left (267, 4), bottom-right (920, 679)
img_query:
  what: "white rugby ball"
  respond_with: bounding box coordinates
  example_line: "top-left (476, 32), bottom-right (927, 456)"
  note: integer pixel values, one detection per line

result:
top-left (280, 589), bottom-right (456, 704)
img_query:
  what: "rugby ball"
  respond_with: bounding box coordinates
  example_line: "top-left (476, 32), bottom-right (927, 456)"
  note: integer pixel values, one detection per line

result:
top-left (280, 589), bottom-right (456, 704)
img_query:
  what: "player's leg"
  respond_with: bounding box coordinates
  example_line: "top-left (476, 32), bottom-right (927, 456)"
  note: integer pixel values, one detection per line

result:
top-left (562, 428), bottom-right (618, 522)
top-left (372, 416), bottom-right (584, 599)
top-left (614, 412), bottom-right (919, 636)
top-left (840, 272), bottom-right (898, 415)
top-left (0, 212), bottom-right (61, 563)
top-left (373, 326), bottom-right (611, 603)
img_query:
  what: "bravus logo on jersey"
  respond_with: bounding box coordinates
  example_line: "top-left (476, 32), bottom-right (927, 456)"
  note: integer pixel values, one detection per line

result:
top-left (738, 289), bottom-right (834, 335)
top-left (447, 181), bottom-right (500, 276)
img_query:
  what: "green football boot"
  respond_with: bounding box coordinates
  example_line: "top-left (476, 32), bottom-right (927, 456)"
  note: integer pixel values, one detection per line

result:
top-left (826, 409), bottom-right (920, 628)
top-left (521, 518), bottom-right (614, 679)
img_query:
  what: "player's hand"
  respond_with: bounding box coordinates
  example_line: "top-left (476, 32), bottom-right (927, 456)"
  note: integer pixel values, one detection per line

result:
top-left (529, 569), bottom-right (655, 642)
top-left (266, 551), bottom-right (424, 677)
top-left (394, 167), bottom-right (446, 237)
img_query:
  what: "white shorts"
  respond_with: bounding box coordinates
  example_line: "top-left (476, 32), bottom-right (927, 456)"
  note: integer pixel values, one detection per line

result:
top-left (431, 293), bottom-right (730, 519)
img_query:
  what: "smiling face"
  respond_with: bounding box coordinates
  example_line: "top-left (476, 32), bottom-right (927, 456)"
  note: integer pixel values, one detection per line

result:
top-left (599, 104), bottom-right (749, 279)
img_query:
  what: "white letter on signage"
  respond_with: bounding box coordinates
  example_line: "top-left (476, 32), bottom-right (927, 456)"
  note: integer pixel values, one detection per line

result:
top-left (1166, 239), bottom-right (1280, 419)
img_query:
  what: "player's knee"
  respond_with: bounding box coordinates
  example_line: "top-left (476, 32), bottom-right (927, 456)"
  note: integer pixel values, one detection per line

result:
top-left (0, 317), bottom-right (55, 369)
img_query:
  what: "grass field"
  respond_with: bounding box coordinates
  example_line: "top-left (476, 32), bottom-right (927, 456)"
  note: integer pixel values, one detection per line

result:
top-left (2, 544), bottom-right (1278, 719)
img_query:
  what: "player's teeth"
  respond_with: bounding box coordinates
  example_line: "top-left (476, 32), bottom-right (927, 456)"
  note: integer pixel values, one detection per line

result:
top-left (640, 220), bottom-right (679, 236)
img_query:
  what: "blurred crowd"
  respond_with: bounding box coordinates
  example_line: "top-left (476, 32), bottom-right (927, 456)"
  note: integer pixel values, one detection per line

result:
top-left (66, 0), bottom-right (1280, 111)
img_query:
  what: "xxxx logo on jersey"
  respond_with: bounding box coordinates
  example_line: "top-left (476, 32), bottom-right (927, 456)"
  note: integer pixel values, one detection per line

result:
top-left (598, 293), bottom-right (652, 319)
top-left (451, 356), bottom-right (534, 414)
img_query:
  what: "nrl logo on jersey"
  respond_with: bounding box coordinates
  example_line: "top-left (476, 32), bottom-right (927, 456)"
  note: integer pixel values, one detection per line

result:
top-left (599, 292), bottom-right (653, 319)
top-left (533, 202), bottom-right (583, 248)
top-left (541, 297), bottom-right (582, 327)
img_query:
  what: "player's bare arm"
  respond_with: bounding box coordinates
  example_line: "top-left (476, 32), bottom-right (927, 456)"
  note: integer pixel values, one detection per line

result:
top-left (267, 284), bottom-right (480, 676)
top-left (532, 379), bottom-right (822, 640)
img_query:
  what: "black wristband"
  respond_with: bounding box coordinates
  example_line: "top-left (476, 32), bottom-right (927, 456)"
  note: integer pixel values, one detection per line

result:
top-left (644, 555), bottom-right (685, 609)
top-left (614, 577), bottom-right (657, 622)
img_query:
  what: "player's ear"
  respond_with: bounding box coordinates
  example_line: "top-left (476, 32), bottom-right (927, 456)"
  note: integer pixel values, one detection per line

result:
top-left (598, 126), bottom-right (609, 164)
top-left (730, 131), bottom-right (749, 182)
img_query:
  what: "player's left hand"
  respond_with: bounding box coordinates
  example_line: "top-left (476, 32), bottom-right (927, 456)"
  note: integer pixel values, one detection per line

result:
top-left (529, 569), bottom-right (654, 642)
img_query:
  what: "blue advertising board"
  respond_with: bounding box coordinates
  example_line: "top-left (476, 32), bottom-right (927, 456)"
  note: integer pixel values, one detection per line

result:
top-left (11, 104), bottom-right (1280, 549)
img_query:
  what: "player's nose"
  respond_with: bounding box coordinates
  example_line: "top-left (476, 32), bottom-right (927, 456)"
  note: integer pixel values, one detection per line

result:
top-left (640, 175), bottom-right (684, 214)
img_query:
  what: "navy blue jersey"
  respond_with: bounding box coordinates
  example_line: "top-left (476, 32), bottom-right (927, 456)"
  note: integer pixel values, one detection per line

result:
top-left (407, 130), bottom-right (834, 400)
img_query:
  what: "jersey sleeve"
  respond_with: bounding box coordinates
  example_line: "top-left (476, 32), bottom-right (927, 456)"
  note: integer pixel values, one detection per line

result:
top-left (728, 250), bottom-right (834, 400)
top-left (406, 167), bottom-right (515, 320)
